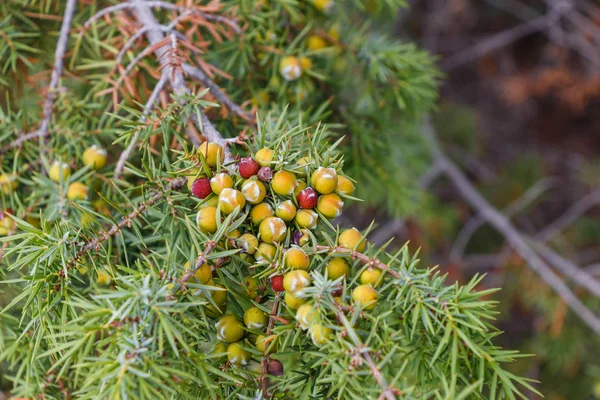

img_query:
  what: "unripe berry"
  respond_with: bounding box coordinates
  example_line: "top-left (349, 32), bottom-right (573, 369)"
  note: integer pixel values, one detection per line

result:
top-left (238, 233), bottom-right (259, 254)
top-left (82, 145), bottom-right (107, 169)
top-left (218, 188), bottom-right (246, 214)
top-left (198, 142), bottom-right (224, 167)
top-left (212, 342), bottom-right (227, 357)
top-left (283, 270), bottom-right (311, 293)
top-left (284, 248), bottom-right (310, 270)
top-left (267, 359), bottom-right (284, 376)
top-left (275, 200), bottom-right (297, 221)
top-left (244, 276), bottom-right (259, 298)
top-left (309, 323), bottom-right (332, 346)
top-left (49, 161), bottom-right (71, 182)
top-left (195, 263), bottom-right (213, 284)
top-left (196, 207), bottom-right (218, 233)
top-left (292, 229), bottom-right (310, 246)
top-left (271, 275), bottom-right (285, 292)
top-left (97, 269), bottom-right (111, 286)
top-left (300, 56), bottom-right (312, 71)
top-left (200, 196), bottom-right (219, 208)
top-left (294, 180), bottom-right (307, 196)
top-left (295, 303), bottom-right (316, 330)
top-left (326, 258), bottom-right (350, 280)
top-left (241, 179), bottom-right (267, 204)
top-left (257, 166), bottom-right (273, 181)
top-left (295, 209), bottom-right (318, 229)
top-left (227, 342), bottom-right (251, 366)
top-left (239, 157), bottom-right (259, 178)
top-left (244, 307), bottom-right (268, 329)
top-left (215, 315), bottom-right (245, 342)
top-left (313, 0), bottom-right (334, 12)
top-left (307, 35), bottom-right (327, 51)
top-left (255, 148), bottom-right (274, 167)
top-left (191, 177), bottom-right (212, 199)
top-left (360, 268), bottom-right (382, 287)
top-left (317, 193), bottom-right (344, 218)
top-left (339, 228), bottom-right (366, 252)
top-left (250, 202), bottom-right (274, 225)
top-left (67, 182), bottom-right (88, 201)
top-left (296, 187), bottom-right (318, 209)
top-left (227, 228), bottom-right (241, 239)
top-left (256, 242), bottom-right (277, 263)
top-left (0, 174), bottom-right (18, 194)
top-left (258, 217), bottom-right (287, 244)
top-left (271, 170), bottom-right (298, 196)
top-left (279, 56), bottom-right (302, 81)
top-left (336, 175), bottom-right (355, 195)
top-left (352, 284), bottom-right (378, 310)
top-left (284, 292), bottom-right (306, 309)
top-left (210, 173), bottom-right (233, 195)
top-left (311, 167), bottom-right (338, 194)
top-left (203, 282), bottom-right (228, 316)
top-left (0, 209), bottom-right (15, 236)
top-left (256, 334), bottom-right (278, 354)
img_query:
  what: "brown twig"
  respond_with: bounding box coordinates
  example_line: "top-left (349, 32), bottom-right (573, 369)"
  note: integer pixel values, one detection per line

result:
top-left (260, 297), bottom-right (281, 394)
top-left (315, 245), bottom-right (401, 279)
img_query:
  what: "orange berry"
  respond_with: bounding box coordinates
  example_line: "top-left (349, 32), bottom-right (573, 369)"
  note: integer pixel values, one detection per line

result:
top-left (283, 270), bottom-right (311, 293)
top-left (275, 200), bottom-right (297, 221)
top-left (352, 284), bottom-right (378, 310)
top-left (258, 217), bottom-right (287, 244)
top-left (284, 292), bottom-right (306, 309)
top-left (256, 242), bottom-right (277, 263)
top-left (338, 228), bottom-right (365, 252)
top-left (326, 258), bottom-right (350, 280)
top-left (255, 148), bottom-right (274, 167)
top-left (311, 167), bottom-right (338, 194)
top-left (241, 179), bottom-right (267, 204)
top-left (218, 188), bottom-right (246, 214)
top-left (198, 142), bottom-right (224, 167)
top-left (295, 209), bottom-right (318, 229)
top-left (271, 170), bottom-right (298, 196)
top-left (336, 175), bottom-right (355, 195)
top-left (284, 248), bottom-right (310, 270)
top-left (250, 202), bottom-right (274, 225)
top-left (317, 193), bottom-right (344, 218)
top-left (210, 173), bottom-right (234, 195)
top-left (360, 268), bottom-right (382, 287)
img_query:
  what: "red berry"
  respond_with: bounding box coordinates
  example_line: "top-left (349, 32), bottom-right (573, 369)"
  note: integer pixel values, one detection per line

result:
top-left (191, 178), bottom-right (212, 199)
top-left (267, 359), bottom-right (284, 376)
top-left (271, 275), bottom-right (284, 292)
top-left (239, 157), bottom-right (259, 179)
top-left (4, 208), bottom-right (13, 215)
top-left (258, 166), bottom-right (273, 182)
top-left (296, 187), bottom-right (318, 209)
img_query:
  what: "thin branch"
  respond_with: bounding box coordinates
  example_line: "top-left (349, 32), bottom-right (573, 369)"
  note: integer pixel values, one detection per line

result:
top-left (315, 245), bottom-right (401, 279)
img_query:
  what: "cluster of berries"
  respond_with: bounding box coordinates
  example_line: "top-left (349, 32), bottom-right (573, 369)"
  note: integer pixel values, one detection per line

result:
top-left (182, 139), bottom-right (386, 374)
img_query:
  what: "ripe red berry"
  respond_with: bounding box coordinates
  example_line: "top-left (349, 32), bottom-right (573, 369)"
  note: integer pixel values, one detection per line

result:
top-left (239, 157), bottom-right (259, 179)
top-left (267, 359), bottom-right (284, 376)
top-left (191, 178), bottom-right (212, 199)
top-left (271, 275), bottom-right (284, 292)
top-left (296, 187), bottom-right (318, 209)
top-left (258, 166), bottom-right (273, 182)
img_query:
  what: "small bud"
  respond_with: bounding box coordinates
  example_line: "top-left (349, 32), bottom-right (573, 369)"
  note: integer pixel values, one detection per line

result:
top-left (258, 166), bottom-right (273, 181)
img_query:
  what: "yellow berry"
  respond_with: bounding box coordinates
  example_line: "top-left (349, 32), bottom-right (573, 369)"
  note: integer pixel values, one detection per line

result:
top-left (339, 228), bottom-right (366, 252)
top-left (295, 209), bottom-right (318, 229)
top-left (256, 334), bottom-right (278, 354)
top-left (238, 233), bottom-right (259, 255)
top-left (198, 142), bottom-right (224, 167)
top-left (352, 284), bottom-right (378, 310)
top-left (360, 268), bottom-right (381, 287)
top-left (294, 180), bottom-right (308, 196)
top-left (280, 56), bottom-right (303, 81)
top-left (326, 258), bottom-right (350, 280)
top-left (311, 167), bottom-right (338, 194)
top-left (313, 0), bottom-right (334, 12)
top-left (256, 242), bottom-right (277, 263)
top-left (250, 202), bottom-right (274, 225)
top-left (275, 200), bottom-right (297, 222)
top-left (227, 228), bottom-right (241, 239)
top-left (191, 261), bottom-right (212, 284)
top-left (216, 315), bottom-right (245, 342)
top-left (82, 145), bottom-right (107, 169)
top-left (244, 307), bottom-right (268, 329)
top-left (284, 248), bottom-right (310, 270)
top-left (241, 179), bottom-right (267, 204)
top-left (210, 173), bottom-right (234, 195)
top-left (196, 206), bottom-right (218, 233)
top-left (212, 342), bottom-right (227, 358)
top-left (244, 276), bottom-right (259, 298)
top-left (296, 229), bottom-right (311, 246)
top-left (97, 269), bottom-right (111, 285)
top-left (328, 26), bottom-right (340, 41)
top-left (0, 173), bottom-right (18, 194)
top-left (336, 175), bottom-right (355, 195)
top-left (258, 217), bottom-right (287, 244)
top-left (255, 148), bottom-right (274, 167)
top-left (309, 323), bottom-right (332, 346)
top-left (218, 188), bottom-right (246, 214)
top-left (227, 342), bottom-right (251, 366)
top-left (283, 270), bottom-right (311, 293)
top-left (284, 292), bottom-right (306, 309)
top-left (295, 303), bottom-right (316, 330)
top-left (203, 283), bottom-right (228, 316)
top-left (300, 56), bottom-right (312, 71)
top-left (317, 193), bottom-right (344, 218)
top-left (186, 168), bottom-right (202, 190)
top-left (67, 182), bottom-right (88, 201)
top-left (307, 35), bottom-right (327, 51)
top-left (271, 170), bottom-right (298, 196)
top-left (48, 161), bottom-right (71, 182)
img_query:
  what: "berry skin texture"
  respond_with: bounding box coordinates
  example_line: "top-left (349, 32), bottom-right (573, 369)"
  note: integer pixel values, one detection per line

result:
top-left (271, 275), bottom-right (285, 292)
top-left (67, 182), bottom-right (88, 201)
top-left (295, 303), bottom-right (316, 330)
top-left (0, 174), bottom-right (18, 194)
top-left (198, 142), bottom-right (224, 167)
top-left (250, 202), bottom-right (274, 225)
top-left (310, 323), bottom-right (332, 346)
top-left (49, 161), bottom-right (71, 182)
top-left (271, 170), bottom-right (298, 196)
top-left (244, 307), bottom-right (268, 329)
top-left (215, 315), bottom-right (245, 343)
top-left (283, 270), bottom-right (311, 293)
top-left (196, 207), bottom-right (218, 233)
top-left (256, 242), bottom-right (277, 263)
top-left (258, 217), bottom-right (287, 244)
top-left (280, 56), bottom-right (303, 81)
top-left (267, 359), bottom-right (284, 376)
top-left (238, 233), bottom-right (259, 254)
top-left (256, 334), bottom-right (278, 354)
top-left (338, 228), bottom-right (366, 252)
top-left (239, 157), bottom-right (259, 178)
top-left (297, 187), bottom-right (318, 209)
top-left (257, 166), bottom-right (273, 181)
top-left (311, 167), bottom-right (338, 194)
top-left (284, 248), bottom-right (310, 270)
top-left (210, 173), bottom-right (234, 195)
top-left (336, 175), bottom-right (355, 195)
top-left (295, 209), bottom-right (318, 229)
top-left (360, 268), bottom-right (382, 287)
top-left (227, 342), bottom-right (251, 366)
top-left (275, 200), bottom-right (297, 222)
top-left (82, 145), bottom-right (107, 169)
top-left (255, 148), bottom-right (274, 167)
top-left (241, 179), bottom-right (267, 204)
top-left (218, 188), bottom-right (246, 214)
top-left (326, 258), bottom-right (350, 280)
top-left (307, 35), bottom-right (327, 51)
top-left (191, 177), bottom-right (212, 199)
top-left (284, 292), bottom-right (307, 309)
top-left (352, 284), bottom-right (378, 310)
top-left (317, 193), bottom-right (344, 219)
